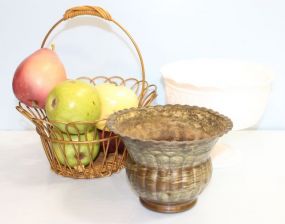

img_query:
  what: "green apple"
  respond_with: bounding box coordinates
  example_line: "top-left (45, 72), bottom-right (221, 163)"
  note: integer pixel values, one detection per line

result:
top-left (52, 130), bottom-right (100, 168)
top-left (94, 83), bottom-right (139, 130)
top-left (45, 80), bottom-right (101, 134)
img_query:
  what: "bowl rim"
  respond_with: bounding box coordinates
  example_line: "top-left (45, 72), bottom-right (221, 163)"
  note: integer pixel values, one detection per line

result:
top-left (160, 58), bottom-right (275, 89)
top-left (107, 104), bottom-right (233, 145)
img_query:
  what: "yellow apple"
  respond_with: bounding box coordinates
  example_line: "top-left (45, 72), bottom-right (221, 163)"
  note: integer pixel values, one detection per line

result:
top-left (94, 83), bottom-right (139, 130)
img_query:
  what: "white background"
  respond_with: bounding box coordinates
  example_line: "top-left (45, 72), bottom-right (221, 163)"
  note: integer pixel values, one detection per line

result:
top-left (1, 0), bottom-right (284, 130)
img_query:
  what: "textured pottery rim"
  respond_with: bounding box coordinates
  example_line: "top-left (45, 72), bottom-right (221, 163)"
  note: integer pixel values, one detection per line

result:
top-left (107, 104), bottom-right (233, 145)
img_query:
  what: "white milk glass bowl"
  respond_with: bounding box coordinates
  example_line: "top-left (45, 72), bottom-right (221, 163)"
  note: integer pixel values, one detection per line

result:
top-left (161, 58), bottom-right (274, 168)
top-left (161, 58), bottom-right (274, 130)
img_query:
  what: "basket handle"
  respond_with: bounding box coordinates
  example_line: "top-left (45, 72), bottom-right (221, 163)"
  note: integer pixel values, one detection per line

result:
top-left (41, 6), bottom-right (146, 89)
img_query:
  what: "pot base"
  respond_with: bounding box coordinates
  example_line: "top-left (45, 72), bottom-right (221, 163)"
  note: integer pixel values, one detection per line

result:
top-left (139, 198), bottom-right (197, 213)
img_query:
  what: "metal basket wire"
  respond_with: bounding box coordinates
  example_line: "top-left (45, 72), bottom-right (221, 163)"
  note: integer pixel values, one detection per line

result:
top-left (16, 6), bottom-right (158, 178)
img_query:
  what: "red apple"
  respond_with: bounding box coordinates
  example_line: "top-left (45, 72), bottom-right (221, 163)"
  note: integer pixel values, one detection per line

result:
top-left (12, 48), bottom-right (67, 108)
top-left (99, 130), bottom-right (126, 154)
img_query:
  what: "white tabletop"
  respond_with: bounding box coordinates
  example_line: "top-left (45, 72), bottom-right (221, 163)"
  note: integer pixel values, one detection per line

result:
top-left (0, 130), bottom-right (284, 224)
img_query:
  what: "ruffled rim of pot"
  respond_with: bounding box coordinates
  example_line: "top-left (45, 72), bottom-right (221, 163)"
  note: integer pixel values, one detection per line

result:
top-left (107, 104), bottom-right (233, 146)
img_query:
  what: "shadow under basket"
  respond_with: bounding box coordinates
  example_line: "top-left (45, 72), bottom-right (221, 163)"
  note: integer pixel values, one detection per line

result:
top-left (16, 5), bottom-right (158, 179)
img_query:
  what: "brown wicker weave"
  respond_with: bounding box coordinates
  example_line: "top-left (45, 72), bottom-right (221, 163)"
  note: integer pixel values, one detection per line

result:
top-left (16, 6), bottom-right (157, 179)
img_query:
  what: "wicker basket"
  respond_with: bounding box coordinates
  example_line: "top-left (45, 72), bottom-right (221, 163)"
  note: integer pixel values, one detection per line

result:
top-left (16, 6), bottom-right (158, 179)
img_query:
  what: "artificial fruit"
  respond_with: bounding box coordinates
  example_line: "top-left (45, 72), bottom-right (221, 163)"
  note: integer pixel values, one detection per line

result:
top-left (52, 130), bottom-right (100, 168)
top-left (94, 83), bottom-right (139, 130)
top-left (99, 130), bottom-right (125, 154)
top-left (45, 80), bottom-right (101, 134)
top-left (12, 48), bottom-right (66, 108)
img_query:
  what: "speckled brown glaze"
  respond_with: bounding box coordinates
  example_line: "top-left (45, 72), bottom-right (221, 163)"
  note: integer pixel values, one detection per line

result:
top-left (107, 104), bottom-right (232, 212)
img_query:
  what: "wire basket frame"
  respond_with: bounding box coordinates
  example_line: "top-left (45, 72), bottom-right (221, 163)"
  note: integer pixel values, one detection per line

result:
top-left (16, 6), bottom-right (158, 179)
